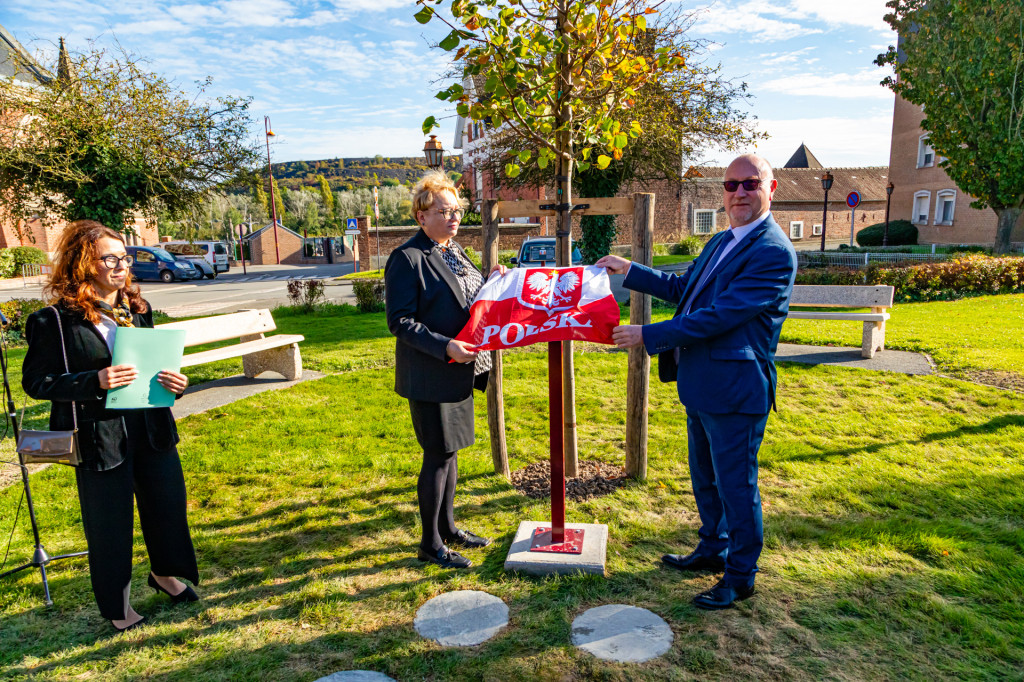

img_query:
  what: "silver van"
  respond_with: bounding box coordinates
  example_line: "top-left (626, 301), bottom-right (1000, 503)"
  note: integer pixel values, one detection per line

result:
top-left (162, 241), bottom-right (230, 273)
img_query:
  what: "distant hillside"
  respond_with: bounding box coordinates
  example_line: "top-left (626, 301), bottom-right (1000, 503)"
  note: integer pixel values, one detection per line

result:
top-left (271, 155), bottom-right (463, 191)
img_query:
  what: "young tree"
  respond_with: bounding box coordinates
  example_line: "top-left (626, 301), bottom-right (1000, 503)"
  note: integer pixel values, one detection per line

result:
top-left (0, 44), bottom-right (258, 233)
top-left (877, 0), bottom-right (1024, 253)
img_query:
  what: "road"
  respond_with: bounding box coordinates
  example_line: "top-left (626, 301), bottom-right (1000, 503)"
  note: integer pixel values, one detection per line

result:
top-left (1, 262), bottom-right (360, 317)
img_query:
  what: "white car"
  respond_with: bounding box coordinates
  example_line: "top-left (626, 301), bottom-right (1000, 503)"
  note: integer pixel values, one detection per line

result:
top-left (162, 241), bottom-right (230, 273)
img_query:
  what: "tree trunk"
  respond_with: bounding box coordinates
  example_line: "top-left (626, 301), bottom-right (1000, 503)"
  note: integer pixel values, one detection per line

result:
top-left (555, 0), bottom-right (579, 478)
top-left (993, 206), bottom-right (1022, 254)
top-left (482, 199), bottom-right (509, 478)
top-left (626, 193), bottom-right (654, 480)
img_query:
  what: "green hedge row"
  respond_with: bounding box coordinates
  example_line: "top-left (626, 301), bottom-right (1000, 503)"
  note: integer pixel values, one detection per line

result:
top-left (0, 246), bottom-right (48, 279)
top-left (796, 255), bottom-right (1024, 302)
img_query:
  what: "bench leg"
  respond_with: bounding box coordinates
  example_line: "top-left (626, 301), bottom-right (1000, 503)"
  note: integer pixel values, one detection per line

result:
top-left (861, 320), bottom-right (885, 359)
top-left (242, 343), bottom-right (303, 380)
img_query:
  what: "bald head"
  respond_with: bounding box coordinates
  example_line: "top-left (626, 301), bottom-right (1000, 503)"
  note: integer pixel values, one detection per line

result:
top-left (723, 154), bottom-right (777, 226)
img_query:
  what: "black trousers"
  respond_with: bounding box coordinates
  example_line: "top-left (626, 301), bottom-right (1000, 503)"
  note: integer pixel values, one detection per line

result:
top-left (74, 412), bottom-right (198, 620)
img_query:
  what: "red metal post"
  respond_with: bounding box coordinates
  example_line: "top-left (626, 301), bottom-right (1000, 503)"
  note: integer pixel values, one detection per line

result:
top-left (238, 222), bottom-right (247, 275)
top-left (548, 340), bottom-right (565, 543)
top-left (265, 116), bottom-right (281, 265)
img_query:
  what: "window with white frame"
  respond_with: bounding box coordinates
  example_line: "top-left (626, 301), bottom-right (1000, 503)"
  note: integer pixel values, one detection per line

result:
top-left (693, 209), bottom-right (716, 235)
top-left (789, 221), bottom-right (804, 239)
top-left (913, 191), bottom-right (931, 224)
top-left (812, 223), bottom-right (823, 236)
top-left (917, 135), bottom-right (935, 168)
top-left (935, 190), bottom-right (956, 225)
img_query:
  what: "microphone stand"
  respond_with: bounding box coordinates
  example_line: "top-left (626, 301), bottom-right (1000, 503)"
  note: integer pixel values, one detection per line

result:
top-left (0, 314), bottom-right (87, 606)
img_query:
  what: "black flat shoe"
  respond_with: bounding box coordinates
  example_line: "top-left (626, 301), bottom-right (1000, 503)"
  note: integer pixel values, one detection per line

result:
top-left (692, 579), bottom-right (755, 610)
top-left (443, 529), bottom-right (492, 549)
top-left (148, 573), bottom-right (199, 603)
top-left (110, 616), bottom-right (146, 633)
top-left (417, 546), bottom-right (472, 569)
top-left (662, 552), bottom-right (725, 573)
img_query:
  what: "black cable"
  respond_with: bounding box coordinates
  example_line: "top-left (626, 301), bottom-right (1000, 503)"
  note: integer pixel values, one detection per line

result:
top-left (0, 488), bottom-right (26, 573)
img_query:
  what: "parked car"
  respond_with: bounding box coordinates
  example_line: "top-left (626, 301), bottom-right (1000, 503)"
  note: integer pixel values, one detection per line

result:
top-left (175, 253), bottom-right (215, 279)
top-left (162, 240), bottom-right (230, 273)
top-left (510, 238), bottom-right (584, 268)
top-left (126, 245), bottom-right (201, 283)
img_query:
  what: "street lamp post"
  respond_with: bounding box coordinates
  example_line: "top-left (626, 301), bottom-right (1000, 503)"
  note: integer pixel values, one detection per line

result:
top-left (883, 181), bottom-right (895, 247)
top-left (423, 135), bottom-right (444, 170)
top-left (265, 116), bottom-right (281, 265)
top-left (819, 170), bottom-right (834, 252)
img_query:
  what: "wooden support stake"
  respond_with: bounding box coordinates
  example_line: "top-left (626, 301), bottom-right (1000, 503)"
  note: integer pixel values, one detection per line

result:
top-left (625, 193), bottom-right (654, 480)
top-left (481, 199), bottom-right (510, 478)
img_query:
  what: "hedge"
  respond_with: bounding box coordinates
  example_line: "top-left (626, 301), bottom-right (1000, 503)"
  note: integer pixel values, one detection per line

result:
top-left (855, 219), bottom-right (918, 247)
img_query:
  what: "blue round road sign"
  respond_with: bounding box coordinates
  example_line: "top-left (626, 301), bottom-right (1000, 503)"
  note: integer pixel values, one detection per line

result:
top-left (846, 191), bottom-right (861, 209)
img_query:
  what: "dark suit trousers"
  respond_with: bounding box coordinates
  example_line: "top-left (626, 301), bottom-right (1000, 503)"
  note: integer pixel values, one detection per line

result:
top-left (74, 411), bottom-right (198, 620)
top-left (685, 409), bottom-right (769, 588)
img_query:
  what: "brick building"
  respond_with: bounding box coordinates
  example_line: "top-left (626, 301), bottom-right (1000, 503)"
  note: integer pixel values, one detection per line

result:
top-left (887, 92), bottom-right (1024, 246)
top-left (244, 221), bottom-right (306, 265)
top-left (0, 25), bottom-right (158, 256)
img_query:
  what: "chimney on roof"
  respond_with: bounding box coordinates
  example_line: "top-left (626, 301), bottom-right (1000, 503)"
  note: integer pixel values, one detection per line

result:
top-left (784, 143), bottom-right (823, 169)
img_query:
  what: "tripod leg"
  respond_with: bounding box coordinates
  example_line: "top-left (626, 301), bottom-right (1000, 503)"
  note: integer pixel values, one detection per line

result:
top-left (39, 563), bottom-right (53, 608)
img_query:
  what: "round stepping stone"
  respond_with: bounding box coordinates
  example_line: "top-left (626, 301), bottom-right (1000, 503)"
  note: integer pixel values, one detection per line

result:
top-left (314, 673), bottom-right (396, 682)
top-left (571, 604), bottom-right (673, 663)
top-left (414, 590), bottom-right (509, 647)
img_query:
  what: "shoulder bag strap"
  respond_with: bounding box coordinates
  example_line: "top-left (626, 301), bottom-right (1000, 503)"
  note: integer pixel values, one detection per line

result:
top-left (49, 306), bottom-right (78, 432)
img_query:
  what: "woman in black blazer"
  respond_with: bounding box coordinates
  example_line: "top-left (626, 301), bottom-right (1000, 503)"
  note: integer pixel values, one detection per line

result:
top-left (22, 220), bottom-right (199, 632)
top-left (385, 172), bottom-right (505, 569)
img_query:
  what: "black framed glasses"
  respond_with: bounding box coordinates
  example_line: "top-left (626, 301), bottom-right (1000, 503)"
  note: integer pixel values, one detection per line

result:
top-left (97, 254), bottom-right (134, 268)
top-left (722, 179), bottom-right (768, 192)
top-left (435, 208), bottom-right (465, 220)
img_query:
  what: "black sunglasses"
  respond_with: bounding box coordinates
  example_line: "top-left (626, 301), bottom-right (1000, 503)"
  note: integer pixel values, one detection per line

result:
top-left (722, 179), bottom-right (768, 192)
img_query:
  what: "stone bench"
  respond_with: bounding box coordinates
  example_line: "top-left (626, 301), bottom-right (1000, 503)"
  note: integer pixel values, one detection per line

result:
top-left (787, 285), bottom-right (895, 359)
top-left (156, 308), bottom-right (304, 380)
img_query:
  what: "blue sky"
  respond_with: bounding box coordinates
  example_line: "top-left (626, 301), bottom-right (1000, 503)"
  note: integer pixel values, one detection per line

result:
top-left (1, 0), bottom-right (896, 168)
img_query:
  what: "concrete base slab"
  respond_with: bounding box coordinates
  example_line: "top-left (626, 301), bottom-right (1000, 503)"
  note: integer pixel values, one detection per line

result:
top-left (414, 590), bottom-right (509, 647)
top-left (571, 604), bottom-right (673, 663)
top-left (315, 673), bottom-right (396, 682)
top-left (504, 521), bottom-right (608, 577)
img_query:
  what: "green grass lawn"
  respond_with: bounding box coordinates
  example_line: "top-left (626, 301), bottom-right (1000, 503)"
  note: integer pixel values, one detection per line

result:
top-left (1, 298), bottom-right (1022, 680)
top-left (652, 254), bottom-right (696, 267)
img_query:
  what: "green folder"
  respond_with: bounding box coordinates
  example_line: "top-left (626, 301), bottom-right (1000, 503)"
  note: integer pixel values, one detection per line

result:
top-left (105, 328), bottom-right (187, 409)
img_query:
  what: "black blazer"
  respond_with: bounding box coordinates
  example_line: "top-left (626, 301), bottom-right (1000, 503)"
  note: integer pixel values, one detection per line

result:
top-left (384, 229), bottom-right (488, 403)
top-left (21, 303), bottom-right (180, 471)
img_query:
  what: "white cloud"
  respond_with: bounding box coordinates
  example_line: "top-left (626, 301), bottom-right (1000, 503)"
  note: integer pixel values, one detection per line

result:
top-left (759, 68), bottom-right (892, 99)
top-left (758, 46), bottom-right (818, 66)
top-left (726, 114), bottom-right (893, 168)
top-left (694, 4), bottom-right (823, 43)
top-left (787, 0), bottom-right (892, 31)
top-left (277, 125), bottom-right (447, 159)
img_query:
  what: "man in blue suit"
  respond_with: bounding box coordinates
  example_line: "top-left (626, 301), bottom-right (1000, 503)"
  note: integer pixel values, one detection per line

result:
top-left (596, 154), bottom-right (797, 609)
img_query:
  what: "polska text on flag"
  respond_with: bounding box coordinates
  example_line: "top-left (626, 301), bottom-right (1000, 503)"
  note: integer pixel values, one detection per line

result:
top-left (454, 266), bottom-right (620, 352)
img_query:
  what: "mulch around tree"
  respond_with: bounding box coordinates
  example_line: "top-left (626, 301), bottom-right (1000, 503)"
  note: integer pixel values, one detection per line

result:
top-left (511, 460), bottom-right (630, 501)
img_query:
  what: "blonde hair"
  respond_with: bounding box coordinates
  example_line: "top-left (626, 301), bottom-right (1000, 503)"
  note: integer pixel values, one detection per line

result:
top-left (411, 171), bottom-right (463, 223)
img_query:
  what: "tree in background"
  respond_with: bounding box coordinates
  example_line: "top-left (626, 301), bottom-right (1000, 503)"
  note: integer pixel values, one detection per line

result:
top-left (877, 0), bottom-right (1024, 253)
top-left (0, 44), bottom-right (257, 233)
top-left (270, 176), bottom-right (286, 224)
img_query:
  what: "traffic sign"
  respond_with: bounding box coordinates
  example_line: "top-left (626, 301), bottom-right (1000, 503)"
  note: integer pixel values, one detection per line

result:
top-left (372, 187), bottom-right (380, 221)
top-left (846, 191), bottom-right (861, 209)
top-left (347, 217), bottom-right (358, 230)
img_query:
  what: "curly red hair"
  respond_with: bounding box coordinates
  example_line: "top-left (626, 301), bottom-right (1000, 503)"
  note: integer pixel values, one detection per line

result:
top-left (45, 220), bottom-right (147, 324)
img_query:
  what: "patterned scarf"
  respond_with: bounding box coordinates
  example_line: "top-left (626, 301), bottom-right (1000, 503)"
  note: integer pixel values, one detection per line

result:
top-left (431, 239), bottom-right (492, 377)
top-left (95, 300), bottom-right (135, 328)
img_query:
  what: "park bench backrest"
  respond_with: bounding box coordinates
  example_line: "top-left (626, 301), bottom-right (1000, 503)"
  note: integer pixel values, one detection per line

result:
top-left (157, 309), bottom-right (277, 347)
top-left (790, 285), bottom-right (895, 309)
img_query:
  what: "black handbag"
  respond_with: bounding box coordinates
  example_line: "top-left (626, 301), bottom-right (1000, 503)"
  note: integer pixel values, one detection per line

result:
top-left (16, 307), bottom-right (81, 467)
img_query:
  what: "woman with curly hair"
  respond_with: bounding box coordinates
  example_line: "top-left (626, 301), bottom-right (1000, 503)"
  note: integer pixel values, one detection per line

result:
top-left (21, 220), bottom-right (199, 632)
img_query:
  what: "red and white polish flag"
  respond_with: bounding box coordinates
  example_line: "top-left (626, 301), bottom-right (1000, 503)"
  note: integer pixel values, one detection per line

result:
top-left (454, 266), bottom-right (620, 351)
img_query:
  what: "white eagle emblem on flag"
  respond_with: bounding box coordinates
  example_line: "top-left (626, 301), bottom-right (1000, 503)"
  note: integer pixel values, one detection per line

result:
top-left (519, 267), bottom-right (583, 313)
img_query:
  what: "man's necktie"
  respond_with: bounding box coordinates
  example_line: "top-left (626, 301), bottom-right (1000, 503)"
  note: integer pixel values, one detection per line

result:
top-left (681, 230), bottom-right (735, 316)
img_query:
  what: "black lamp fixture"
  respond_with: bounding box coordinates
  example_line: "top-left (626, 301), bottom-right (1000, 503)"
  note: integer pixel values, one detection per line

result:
top-left (423, 134), bottom-right (444, 170)
top-left (883, 181), bottom-right (895, 247)
top-left (819, 170), bottom-right (834, 252)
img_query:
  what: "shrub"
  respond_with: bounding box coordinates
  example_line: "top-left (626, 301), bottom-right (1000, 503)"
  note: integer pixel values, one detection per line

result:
top-left (865, 254), bottom-right (1024, 301)
top-left (7, 246), bottom-right (49, 276)
top-left (795, 267), bottom-right (865, 286)
top-left (286, 278), bottom-right (327, 311)
top-left (462, 246), bottom-right (483, 270)
top-left (0, 298), bottom-right (48, 341)
top-left (856, 220), bottom-right (917, 247)
top-left (498, 250), bottom-right (517, 268)
top-left (351, 278), bottom-right (385, 312)
top-left (652, 243), bottom-right (670, 256)
top-left (0, 249), bottom-right (16, 279)
top-left (672, 235), bottom-right (706, 256)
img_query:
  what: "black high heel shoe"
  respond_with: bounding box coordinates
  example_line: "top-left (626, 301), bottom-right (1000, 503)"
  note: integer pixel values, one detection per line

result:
top-left (148, 573), bottom-right (199, 603)
top-left (110, 616), bottom-right (146, 633)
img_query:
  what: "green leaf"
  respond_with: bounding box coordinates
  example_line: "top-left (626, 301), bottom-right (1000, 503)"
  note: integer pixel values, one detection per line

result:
top-left (435, 90), bottom-right (450, 101)
top-left (439, 31), bottom-right (461, 51)
top-left (596, 155), bottom-right (611, 170)
top-left (456, 103), bottom-right (470, 117)
top-left (484, 76), bottom-right (499, 93)
top-left (421, 116), bottom-right (438, 135)
top-left (505, 162), bottom-right (521, 178)
top-left (636, 15), bottom-right (647, 31)
top-left (614, 133), bottom-right (628, 148)
top-left (537, 155), bottom-right (549, 169)
top-left (518, 150), bottom-right (531, 163)
top-left (414, 6), bottom-right (434, 24)
top-left (576, 160), bottom-right (590, 172)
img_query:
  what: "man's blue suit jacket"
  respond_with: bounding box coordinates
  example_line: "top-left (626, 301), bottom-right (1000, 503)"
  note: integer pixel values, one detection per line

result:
top-left (624, 214), bottom-right (797, 415)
